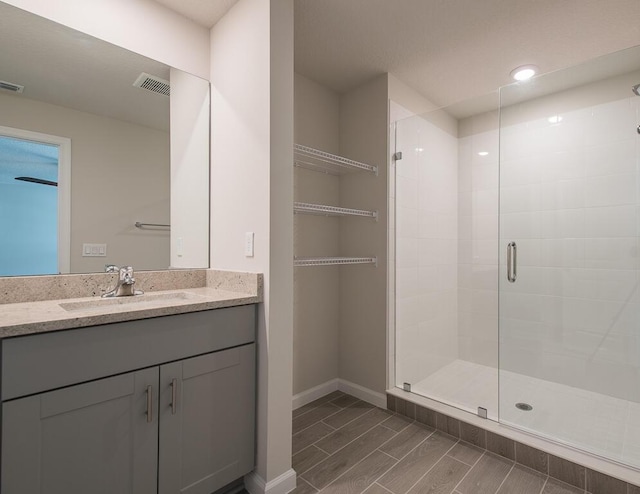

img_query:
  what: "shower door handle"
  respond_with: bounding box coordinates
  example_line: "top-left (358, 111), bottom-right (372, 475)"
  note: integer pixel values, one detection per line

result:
top-left (507, 242), bottom-right (517, 283)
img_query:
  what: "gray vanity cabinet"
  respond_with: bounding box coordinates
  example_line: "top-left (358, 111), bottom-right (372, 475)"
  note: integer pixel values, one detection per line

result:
top-left (159, 344), bottom-right (255, 494)
top-left (0, 306), bottom-right (257, 494)
top-left (2, 367), bottom-right (159, 494)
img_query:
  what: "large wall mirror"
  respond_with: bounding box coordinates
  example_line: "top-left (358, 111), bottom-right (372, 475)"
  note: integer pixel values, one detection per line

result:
top-left (0, 1), bottom-right (210, 277)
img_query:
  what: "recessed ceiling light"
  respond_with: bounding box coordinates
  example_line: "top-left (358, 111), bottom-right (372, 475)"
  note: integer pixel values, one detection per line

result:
top-left (510, 65), bottom-right (539, 82)
top-left (478, 151), bottom-right (489, 156)
top-left (548, 115), bottom-right (563, 124)
top-left (415, 147), bottom-right (424, 152)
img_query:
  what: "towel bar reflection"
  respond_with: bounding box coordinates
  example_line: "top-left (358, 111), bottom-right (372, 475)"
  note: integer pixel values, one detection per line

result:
top-left (135, 222), bottom-right (170, 230)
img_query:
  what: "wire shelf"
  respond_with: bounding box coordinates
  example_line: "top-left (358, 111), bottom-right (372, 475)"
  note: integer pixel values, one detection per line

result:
top-left (294, 144), bottom-right (377, 175)
top-left (294, 202), bottom-right (378, 219)
top-left (294, 257), bottom-right (377, 267)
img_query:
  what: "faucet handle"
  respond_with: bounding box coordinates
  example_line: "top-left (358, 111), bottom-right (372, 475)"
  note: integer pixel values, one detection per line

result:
top-left (119, 266), bottom-right (135, 284)
top-left (105, 264), bottom-right (119, 273)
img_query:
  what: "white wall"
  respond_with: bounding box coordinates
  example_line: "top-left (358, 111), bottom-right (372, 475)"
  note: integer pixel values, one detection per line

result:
top-left (0, 92), bottom-right (170, 273)
top-left (2, 0), bottom-right (209, 79)
top-left (170, 68), bottom-right (210, 268)
top-left (210, 0), bottom-right (294, 490)
top-left (293, 73), bottom-right (341, 395)
top-left (499, 70), bottom-right (640, 402)
top-left (339, 75), bottom-right (389, 395)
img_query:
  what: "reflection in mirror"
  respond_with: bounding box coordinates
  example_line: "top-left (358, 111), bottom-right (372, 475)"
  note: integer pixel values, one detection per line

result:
top-left (0, 1), bottom-right (209, 277)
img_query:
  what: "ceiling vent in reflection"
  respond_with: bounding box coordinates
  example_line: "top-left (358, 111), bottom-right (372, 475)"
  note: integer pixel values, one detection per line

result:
top-left (133, 73), bottom-right (170, 97)
top-left (0, 80), bottom-right (24, 93)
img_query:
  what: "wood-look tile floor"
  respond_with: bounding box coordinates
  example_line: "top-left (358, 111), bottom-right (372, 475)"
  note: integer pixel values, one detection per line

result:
top-left (291, 391), bottom-right (584, 494)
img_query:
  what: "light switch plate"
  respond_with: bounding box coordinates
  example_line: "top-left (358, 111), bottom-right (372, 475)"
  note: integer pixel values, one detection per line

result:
top-left (244, 232), bottom-right (254, 257)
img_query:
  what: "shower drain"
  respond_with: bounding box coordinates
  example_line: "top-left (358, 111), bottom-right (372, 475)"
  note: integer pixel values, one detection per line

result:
top-left (515, 402), bottom-right (533, 411)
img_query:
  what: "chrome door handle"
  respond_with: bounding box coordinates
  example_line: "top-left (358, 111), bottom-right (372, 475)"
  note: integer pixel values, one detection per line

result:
top-left (146, 385), bottom-right (153, 423)
top-left (170, 378), bottom-right (177, 415)
top-left (507, 242), bottom-right (517, 283)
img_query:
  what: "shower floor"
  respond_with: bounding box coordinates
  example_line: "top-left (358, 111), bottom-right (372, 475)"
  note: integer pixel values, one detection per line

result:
top-left (412, 359), bottom-right (640, 469)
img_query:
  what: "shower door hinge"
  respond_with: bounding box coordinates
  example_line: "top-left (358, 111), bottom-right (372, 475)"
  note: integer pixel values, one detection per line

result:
top-left (393, 152), bottom-right (403, 161)
top-left (477, 407), bottom-right (488, 419)
top-left (403, 382), bottom-right (411, 392)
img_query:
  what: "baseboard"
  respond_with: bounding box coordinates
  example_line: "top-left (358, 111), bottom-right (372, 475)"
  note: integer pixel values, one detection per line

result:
top-left (292, 378), bottom-right (386, 410)
top-left (244, 469), bottom-right (297, 494)
top-left (337, 379), bottom-right (387, 408)
top-left (292, 378), bottom-right (339, 410)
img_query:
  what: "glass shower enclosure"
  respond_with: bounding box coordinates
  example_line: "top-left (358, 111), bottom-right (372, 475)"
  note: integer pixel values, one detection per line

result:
top-left (393, 44), bottom-right (640, 469)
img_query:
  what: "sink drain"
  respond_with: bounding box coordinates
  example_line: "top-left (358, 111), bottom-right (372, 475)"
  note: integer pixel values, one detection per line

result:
top-left (515, 402), bottom-right (533, 411)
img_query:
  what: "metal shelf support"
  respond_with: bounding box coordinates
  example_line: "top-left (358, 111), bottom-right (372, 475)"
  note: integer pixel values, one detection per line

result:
top-left (294, 202), bottom-right (378, 220)
top-left (294, 257), bottom-right (377, 267)
top-left (294, 144), bottom-right (377, 175)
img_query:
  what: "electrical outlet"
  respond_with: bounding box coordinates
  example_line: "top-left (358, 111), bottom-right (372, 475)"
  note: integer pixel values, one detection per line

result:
top-left (82, 243), bottom-right (107, 257)
top-left (244, 232), bottom-right (254, 257)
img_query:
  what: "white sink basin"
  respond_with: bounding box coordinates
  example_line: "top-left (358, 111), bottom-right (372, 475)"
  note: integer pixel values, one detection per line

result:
top-left (59, 292), bottom-right (200, 312)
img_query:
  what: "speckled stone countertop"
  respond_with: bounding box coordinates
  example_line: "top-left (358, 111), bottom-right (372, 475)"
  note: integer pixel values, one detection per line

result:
top-left (0, 269), bottom-right (263, 338)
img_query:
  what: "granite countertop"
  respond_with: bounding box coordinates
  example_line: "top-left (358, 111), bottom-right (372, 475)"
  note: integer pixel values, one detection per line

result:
top-left (0, 269), bottom-right (262, 339)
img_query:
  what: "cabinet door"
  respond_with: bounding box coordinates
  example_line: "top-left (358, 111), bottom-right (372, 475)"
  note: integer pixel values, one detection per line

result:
top-left (2, 367), bottom-right (159, 494)
top-left (159, 343), bottom-right (255, 494)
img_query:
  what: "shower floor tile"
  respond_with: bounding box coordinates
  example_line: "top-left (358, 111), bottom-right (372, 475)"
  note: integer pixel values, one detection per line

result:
top-left (291, 391), bottom-right (582, 494)
top-left (411, 359), bottom-right (640, 469)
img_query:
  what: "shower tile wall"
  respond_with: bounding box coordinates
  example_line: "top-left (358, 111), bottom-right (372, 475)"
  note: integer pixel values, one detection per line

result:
top-left (395, 112), bottom-right (459, 385)
top-left (499, 71), bottom-right (640, 402)
top-left (457, 114), bottom-right (500, 369)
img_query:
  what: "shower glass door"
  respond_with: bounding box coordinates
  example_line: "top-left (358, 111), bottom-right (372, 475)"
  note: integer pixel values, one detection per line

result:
top-left (498, 45), bottom-right (640, 469)
top-left (393, 97), bottom-right (500, 420)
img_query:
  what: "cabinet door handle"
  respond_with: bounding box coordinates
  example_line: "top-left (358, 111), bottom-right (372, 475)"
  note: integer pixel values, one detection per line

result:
top-left (170, 378), bottom-right (178, 415)
top-left (146, 385), bottom-right (153, 423)
top-left (507, 241), bottom-right (517, 283)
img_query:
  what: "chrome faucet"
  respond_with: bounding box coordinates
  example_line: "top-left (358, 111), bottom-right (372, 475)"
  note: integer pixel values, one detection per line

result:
top-left (102, 265), bottom-right (144, 297)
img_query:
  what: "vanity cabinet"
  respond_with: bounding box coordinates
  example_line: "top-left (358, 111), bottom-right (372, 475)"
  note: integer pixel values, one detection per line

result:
top-left (3, 367), bottom-right (160, 493)
top-left (1, 305), bottom-right (256, 494)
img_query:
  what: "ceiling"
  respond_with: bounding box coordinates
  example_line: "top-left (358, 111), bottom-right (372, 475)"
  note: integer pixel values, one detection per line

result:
top-left (293, 0), bottom-right (640, 109)
top-left (156, 0), bottom-right (640, 112)
top-left (5, 0), bottom-right (639, 125)
top-left (153, 0), bottom-right (239, 28)
top-left (0, 2), bottom-right (171, 132)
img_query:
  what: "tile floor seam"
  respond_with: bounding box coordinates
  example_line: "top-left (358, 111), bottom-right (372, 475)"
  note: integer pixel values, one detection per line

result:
top-left (318, 420), bottom-right (337, 431)
top-left (377, 427), bottom-right (435, 465)
top-left (313, 443), bottom-right (333, 456)
top-left (387, 416), bottom-right (414, 432)
top-left (294, 394), bottom-right (343, 420)
top-left (382, 434), bottom-right (461, 494)
top-left (377, 449), bottom-right (400, 462)
top-left (311, 412), bottom-right (400, 460)
top-left (302, 475), bottom-right (322, 492)
top-left (538, 476), bottom-right (549, 494)
top-left (397, 440), bottom-right (461, 494)
top-left (444, 444), bottom-right (481, 468)
top-left (294, 405), bottom-right (343, 436)
top-left (319, 447), bottom-right (398, 494)
top-left (493, 461), bottom-right (516, 494)
top-left (451, 450), bottom-right (489, 493)
top-left (321, 405), bottom-right (376, 431)
top-left (373, 482), bottom-right (396, 494)
top-left (378, 424), bottom-right (397, 432)
top-left (292, 445), bottom-right (330, 477)
top-left (352, 449), bottom-right (400, 492)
